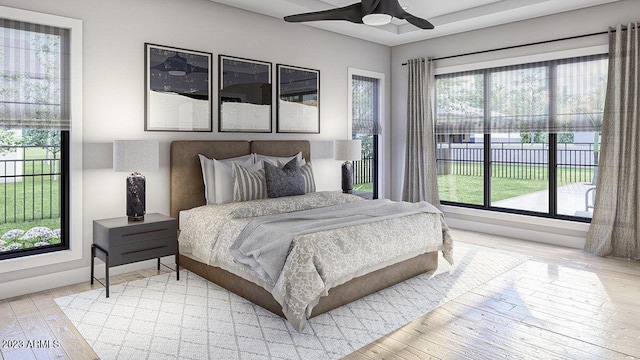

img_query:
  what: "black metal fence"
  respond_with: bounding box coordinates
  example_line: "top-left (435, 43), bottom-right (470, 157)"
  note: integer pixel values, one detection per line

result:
top-left (436, 142), bottom-right (597, 183)
top-left (0, 145), bottom-right (61, 224)
top-left (353, 157), bottom-right (374, 185)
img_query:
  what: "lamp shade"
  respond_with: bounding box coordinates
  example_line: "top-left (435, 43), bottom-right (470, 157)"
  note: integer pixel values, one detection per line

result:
top-left (334, 140), bottom-right (361, 161)
top-left (113, 140), bottom-right (159, 172)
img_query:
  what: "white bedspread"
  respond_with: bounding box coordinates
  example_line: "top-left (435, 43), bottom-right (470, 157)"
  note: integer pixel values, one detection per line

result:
top-left (178, 191), bottom-right (453, 330)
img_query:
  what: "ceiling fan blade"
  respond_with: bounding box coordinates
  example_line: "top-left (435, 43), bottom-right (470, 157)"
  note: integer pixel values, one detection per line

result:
top-left (361, 0), bottom-right (382, 15)
top-left (284, 3), bottom-right (363, 24)
top-left (400, 12), bottom-right (435, 29)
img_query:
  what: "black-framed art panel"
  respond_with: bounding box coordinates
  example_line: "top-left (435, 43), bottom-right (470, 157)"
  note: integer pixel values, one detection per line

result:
top-left (145, 43), bottom-right (212, 132)
top-left (277, 64), bottom-right (320, 134)
top-left (219, 55), bottom-right (272, 133)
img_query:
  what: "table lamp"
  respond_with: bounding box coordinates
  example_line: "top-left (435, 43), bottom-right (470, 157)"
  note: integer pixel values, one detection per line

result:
top-left (334, 139), bottom-right (361, 194)
top-left (113, 140), bottom-right (159, 221)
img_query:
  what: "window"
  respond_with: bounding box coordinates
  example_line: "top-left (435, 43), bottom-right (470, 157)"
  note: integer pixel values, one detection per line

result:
top-left (0, 17), bottom-right (70, 259)
top-left (350, 72), bottom-right (383, 199)
top-left (436, 55), bottom-right (607, 220)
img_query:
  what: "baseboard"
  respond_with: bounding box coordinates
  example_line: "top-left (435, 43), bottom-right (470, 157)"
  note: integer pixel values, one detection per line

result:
top-left (443, 205), bottom-right (588, 249)
top-left (0, 256), bottom-right (176, 300)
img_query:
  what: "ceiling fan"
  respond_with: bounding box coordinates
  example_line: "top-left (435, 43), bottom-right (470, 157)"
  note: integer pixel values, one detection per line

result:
top-left (284, 0), bottom-right (434, 29)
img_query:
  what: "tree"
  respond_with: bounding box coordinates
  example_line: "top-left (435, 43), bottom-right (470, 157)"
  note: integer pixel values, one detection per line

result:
top-left (520, 132), bottom-right (548, 144)
top-left (0, 130), bottom-right (19, 156)
top-left (436, 74), bottom-right (484, 138)
top-left (552, 58), bottom-right (607, 178)
top-left (353, 134), bottom-right (374, 159)
top-left (565, 74), bottom-right (606, 165)
top-left (557, 133), bottom-right (575, 144)
top-left (22, 129), bottom-right (61, 159)
top-left (489, 67), bottom-right (548, 144)
top-left (25, 33), bottom-right (62, 165)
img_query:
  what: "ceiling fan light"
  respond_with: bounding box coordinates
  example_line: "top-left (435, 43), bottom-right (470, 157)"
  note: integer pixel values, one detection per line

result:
top-left (168, 70), bottom-right (187, 76)
top-left (362, 13), bottom-right (392, 26)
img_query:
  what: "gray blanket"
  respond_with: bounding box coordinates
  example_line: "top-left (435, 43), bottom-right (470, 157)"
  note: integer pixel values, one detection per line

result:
top-left (229, 199), bottom-right (442, 283)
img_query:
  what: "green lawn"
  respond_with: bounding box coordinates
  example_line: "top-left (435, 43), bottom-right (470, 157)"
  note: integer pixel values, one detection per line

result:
top-left (438, 164), bottom-right (595, 205)
top-left (353, 164), bottom-right (594, 205)
top-left (0, 218), bottom-right (60, 237)
top-left (353, 182), bottom-right (373, 193)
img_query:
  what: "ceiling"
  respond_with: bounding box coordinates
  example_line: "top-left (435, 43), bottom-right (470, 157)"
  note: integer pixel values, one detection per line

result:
top-left (207, 0), bottom-right (620, 46)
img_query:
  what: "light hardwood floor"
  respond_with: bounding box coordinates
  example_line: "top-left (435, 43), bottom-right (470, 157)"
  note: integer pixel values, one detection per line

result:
top-left (1, 229), bottom-right (639, 359)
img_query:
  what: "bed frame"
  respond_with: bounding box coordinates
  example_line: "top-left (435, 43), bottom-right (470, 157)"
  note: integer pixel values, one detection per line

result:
top-left (170, 140), bottom-right (438, 318)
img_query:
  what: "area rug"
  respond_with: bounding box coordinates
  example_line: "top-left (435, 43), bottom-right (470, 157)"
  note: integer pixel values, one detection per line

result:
top-left (55, 243), bottom-right (529, 360)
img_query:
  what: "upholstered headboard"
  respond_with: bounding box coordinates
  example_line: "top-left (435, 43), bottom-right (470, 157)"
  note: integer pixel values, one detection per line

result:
top-left (169, 140), bottom-right (311, 222)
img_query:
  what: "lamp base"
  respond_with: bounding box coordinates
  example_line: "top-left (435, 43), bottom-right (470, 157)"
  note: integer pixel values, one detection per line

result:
top-left (341, 161), bottom-right (353, 194)
top-left (126, 173), bottom-right (146, 221)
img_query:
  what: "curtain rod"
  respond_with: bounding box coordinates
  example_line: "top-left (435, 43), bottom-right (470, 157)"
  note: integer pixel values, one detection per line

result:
top-left (401, 30), bottom-right (611, 66)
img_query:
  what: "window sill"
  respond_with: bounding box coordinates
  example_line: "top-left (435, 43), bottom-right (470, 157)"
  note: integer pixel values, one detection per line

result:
top-left (0, 246), bottom-right (82, 274)
top-left (442, 204), bottom-right (589, 249)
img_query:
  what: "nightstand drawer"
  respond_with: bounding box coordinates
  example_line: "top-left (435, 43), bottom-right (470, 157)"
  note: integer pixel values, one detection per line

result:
top-left (108, 223), bottom-right (177, 246)
top-left (109, 237), bottom-right (178, 266)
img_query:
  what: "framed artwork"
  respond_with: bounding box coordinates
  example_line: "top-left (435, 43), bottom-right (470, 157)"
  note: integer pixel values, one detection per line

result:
top-left (276, 64), bottom-right (320, 134)
top-left (144, 43), bottom-right (212, 132)
top-left (219, 55), bottom-right (272, 132)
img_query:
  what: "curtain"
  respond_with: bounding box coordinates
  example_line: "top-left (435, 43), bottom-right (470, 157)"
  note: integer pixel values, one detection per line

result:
top-left (402, 58), bottom-right (440, 206)
top-left (585, 23), bottom-right (640, 259)
top-left (0, 18), bottom-right (70, 130)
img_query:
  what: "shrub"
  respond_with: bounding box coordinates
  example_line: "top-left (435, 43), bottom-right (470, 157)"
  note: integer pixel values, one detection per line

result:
top-left (21, 227), bottom-right (56, 241)
top-left (1, 229), bottom-right (25, 241)
top-left (2, 242), bottom-right (23, 252)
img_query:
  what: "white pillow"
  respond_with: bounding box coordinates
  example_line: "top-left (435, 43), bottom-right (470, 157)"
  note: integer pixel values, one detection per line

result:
top-left (254, 152), bottom-right (306, 167)
top-left (198, 154), bottom-right (253, 204)
top-left (214, 157), bottom-right (260, 204)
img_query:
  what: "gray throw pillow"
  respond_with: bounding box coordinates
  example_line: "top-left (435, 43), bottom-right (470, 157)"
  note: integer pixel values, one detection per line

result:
top-left (264, 158), bottom-right (305, 198)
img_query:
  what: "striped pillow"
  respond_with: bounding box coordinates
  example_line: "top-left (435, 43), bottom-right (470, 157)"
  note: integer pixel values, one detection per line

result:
top-left (232, 162), bottom-right (267, 202)
top-left (300, 163), bottom-right (316, 193)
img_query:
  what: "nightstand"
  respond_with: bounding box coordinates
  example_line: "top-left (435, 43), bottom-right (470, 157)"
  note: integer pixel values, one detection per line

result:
top-left (91, 213), bottom-right (178, 297)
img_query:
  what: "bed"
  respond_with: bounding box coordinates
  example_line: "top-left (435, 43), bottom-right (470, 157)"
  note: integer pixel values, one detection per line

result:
top-left (170, 140), bottom-right (453, 330)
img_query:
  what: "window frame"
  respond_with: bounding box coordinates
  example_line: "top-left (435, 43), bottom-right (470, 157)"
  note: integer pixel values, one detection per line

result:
top-left (0, 132), bottom-right (70, 260)
top-left (0, 6), bottom-right (82, 271)
top-left (348, 68), bottom-right (385, 199)
top-left (435, 54), bottom-right (608, 223)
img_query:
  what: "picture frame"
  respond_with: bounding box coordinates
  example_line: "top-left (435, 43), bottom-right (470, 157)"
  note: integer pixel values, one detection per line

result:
top-left (276, 64), bottom-right (320, 134)
top-left (219, 55), bottom-right (272, 133)
top-left (144, 43), bottom-right (212, 132)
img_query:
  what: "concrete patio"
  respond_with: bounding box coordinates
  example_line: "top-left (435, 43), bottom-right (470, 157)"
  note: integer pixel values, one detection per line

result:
top-left (492, 182), bottom-right (595, 217)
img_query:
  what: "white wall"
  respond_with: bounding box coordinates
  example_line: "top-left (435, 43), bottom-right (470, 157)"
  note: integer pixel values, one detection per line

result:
top-left (0, 0), bottom-right (391, 292)
top-left (390, 0), bottom-right (639, 246)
